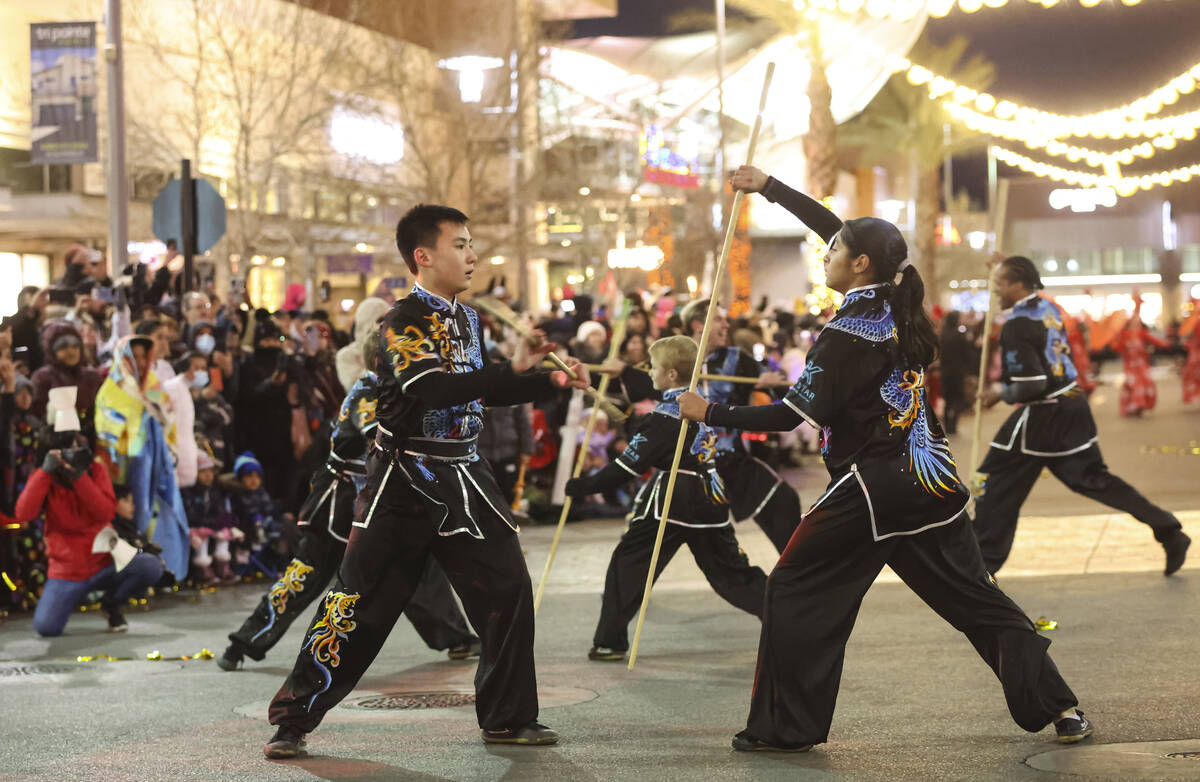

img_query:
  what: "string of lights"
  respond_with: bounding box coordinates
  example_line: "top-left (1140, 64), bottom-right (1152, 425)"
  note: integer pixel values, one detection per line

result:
top-left (943, 102), bottom-right (1199, 165)
top-left (991, 145), bottom-right (1200, 195)
top-left (783, 0), bottom-right (1165, 24)
top-left (928, 0), bottom-right (1154, 16)
top-left (888, 54), bottom-right (1200, 140)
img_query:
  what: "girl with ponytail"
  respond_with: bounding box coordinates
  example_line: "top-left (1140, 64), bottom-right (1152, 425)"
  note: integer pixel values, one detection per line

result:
top-left (677, 166), bottom-right (1091, 752)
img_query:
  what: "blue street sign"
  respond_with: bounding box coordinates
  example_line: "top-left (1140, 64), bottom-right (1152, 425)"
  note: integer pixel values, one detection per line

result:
top-left (152, 177), bottom-right (226, 254)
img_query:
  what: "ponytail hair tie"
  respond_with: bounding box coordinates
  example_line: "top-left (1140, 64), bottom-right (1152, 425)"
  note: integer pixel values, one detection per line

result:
top-left (896, 259), bottom-right (912, 273)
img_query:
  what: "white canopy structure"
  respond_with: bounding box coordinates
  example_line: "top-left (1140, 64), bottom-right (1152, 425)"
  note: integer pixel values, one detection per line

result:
top-left (544, 12), bottom-right (929, 143)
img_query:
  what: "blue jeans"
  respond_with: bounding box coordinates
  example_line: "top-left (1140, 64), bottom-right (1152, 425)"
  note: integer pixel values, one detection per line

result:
top-left (33, 553), bottom-right (164, 637)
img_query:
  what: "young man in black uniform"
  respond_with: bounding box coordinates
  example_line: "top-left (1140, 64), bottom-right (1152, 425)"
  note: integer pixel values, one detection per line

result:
top-left (678, 166), bottom-right (1091, 752)
top-left (263, 205), bottom-right (590, 757)
top-left (974, 256), bottom-right (1189, 575)
top-left (565, 335), bottom-right (768, 662)
top-left (218, 333), bottom-right (479, 671)
top-left (609, 303), bottom-right (802, 552)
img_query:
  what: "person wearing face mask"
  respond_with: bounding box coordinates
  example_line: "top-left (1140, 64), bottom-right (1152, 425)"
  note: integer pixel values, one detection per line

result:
top-left (163, 351), bottom-right (211, 488)
top-left (192, 323), bottom-right (218, 359)
top-left (13, 405), bottom-right (162, 636)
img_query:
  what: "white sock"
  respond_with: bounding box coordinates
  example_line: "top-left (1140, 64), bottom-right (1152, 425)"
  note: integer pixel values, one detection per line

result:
top-left (1058, 708), bottom-right (1078, 721)
top-left (213, 539), bottom-right (231, 562)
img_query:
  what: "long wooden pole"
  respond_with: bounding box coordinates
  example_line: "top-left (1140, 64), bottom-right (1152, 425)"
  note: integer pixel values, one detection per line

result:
top-left (474, 297), bottom-right (627, 423)
top-left (533, 309), bottom-right (629, 614)
top-left (627, 63), bottom-right (775, 669)
top-left (968, 177), bottom-right (1009, 492)
top-left (543, 362), bottom-right (788, 387)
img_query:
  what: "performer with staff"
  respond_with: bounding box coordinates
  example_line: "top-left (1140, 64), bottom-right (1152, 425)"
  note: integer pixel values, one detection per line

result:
top-left (217, 331), bottom-right (479, 672)
top-left (605, 303), bottom-right (802, 553)
top-left (564, 335), bottom-right (767, 662)
top-left (974, 256), bottom-right (1188, 575)
top-left (678, 166), bottom-right (1093, 752)
top-left (263, 205), bottom-right (591, 758)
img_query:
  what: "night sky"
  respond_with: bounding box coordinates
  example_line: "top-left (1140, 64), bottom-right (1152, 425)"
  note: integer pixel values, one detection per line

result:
top-left (569, 0), bottom-right (1200, 203)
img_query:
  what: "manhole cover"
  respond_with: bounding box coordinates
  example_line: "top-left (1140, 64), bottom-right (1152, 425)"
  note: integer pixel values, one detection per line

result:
top-left (348, 691), bottom-right (476, 710)
top-left (1028, 739), bottom-right (1200, 780)
top-left (0, 662), bottom-right (83, 678)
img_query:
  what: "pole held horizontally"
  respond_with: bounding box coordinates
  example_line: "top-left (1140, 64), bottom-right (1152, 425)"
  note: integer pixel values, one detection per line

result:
top-left (544, 362), bottom-right (789, 387)
top-left (533, 309), bottom-right (629, 614)
top-left (627, 62), bottom-right (775, 670)
top-left (474, 296), bottom-right (627, 423)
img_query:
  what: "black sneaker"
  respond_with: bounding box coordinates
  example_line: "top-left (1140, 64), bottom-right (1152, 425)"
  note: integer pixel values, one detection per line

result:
top-left (1164, 531), bottom-right (1190, 576)
top-left (102, 605), bottom-right (128, 633)
top-left (264, 725), bottom-right (308, 759)
top-left (1053, 710), bottom-right (1094, 743)
top-left (481, 722), bottom-right (558, 746)
top-left (447, 638), bottom-right (481, 660)
top-left (216, 646), bottom-right (243, 671)
top-left (731, 730), bottom-right (813, 753)
top-left (587, 646), bottom-right (625, 662)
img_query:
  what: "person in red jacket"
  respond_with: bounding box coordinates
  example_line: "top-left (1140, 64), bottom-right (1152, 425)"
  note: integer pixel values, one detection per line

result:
top-left (15, 430), bottom-right (163, 636)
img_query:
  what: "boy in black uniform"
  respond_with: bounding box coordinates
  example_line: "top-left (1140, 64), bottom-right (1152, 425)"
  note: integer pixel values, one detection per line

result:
top-left (678, 166), bottom-right (1091, 752)
top-left (611, 305), bottom-right (801, 552)
top-left (264, 205), bottom-right (590, 758)
top-left (218, 332), bottom-right (479, 671)
top-left (566, 335), bottom-right (767, 662)
top-left (975, 256), bottom-right (1189, 574)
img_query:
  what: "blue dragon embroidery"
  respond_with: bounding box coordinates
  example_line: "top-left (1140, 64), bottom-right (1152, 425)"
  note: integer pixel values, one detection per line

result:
top-left (879, 368), bottom-right (958, 496)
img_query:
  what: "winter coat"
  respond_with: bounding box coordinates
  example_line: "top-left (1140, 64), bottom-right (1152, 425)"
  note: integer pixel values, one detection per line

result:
top-left (334, 297), bottom-right (389, 390)
top-left (29, 320), bottom-right (105, 422)
top-left (14, 462), bottom-right (115, 581)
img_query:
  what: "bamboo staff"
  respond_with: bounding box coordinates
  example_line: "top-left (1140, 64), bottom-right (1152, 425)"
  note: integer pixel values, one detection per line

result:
top-left (546, 362), bottom-right (791, 387)
top-left (474, 296), bottom-right (628, 423)
top-left (533, 305), bottom-right (630, 614)
top-left (968, 178), bottom-right (1010, 493)
top-left (627, 63), bottom-right (775, 670)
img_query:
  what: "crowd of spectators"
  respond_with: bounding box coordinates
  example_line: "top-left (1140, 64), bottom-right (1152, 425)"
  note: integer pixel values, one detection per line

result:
top-left (1, 244), bottom-right (1187, 637)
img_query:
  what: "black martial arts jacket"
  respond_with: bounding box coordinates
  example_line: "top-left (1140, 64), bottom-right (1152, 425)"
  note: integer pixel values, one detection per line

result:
top-left (989, 292), bottom-right (1098, 457)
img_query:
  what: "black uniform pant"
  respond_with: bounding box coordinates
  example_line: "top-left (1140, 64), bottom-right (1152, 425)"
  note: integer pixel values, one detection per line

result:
top-left (268, 467), bottom-right (538, 733)
top-left (593, 519), bottom-right (767, 651)
top-left (718, 452), bottom-right (802, 554)
top-left (744, 481), bottom-right (1078, 749)
top-left (974, 442), bottom-right (1182, 572)
top-left (228, 531), bottom-right (476, 661)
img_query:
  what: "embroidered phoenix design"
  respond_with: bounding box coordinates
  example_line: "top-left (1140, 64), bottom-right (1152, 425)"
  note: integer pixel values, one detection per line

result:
top-left (880, 368), bottom-right (958, 496)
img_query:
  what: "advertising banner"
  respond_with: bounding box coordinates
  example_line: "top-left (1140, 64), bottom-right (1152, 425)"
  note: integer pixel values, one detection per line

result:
top-left (30, 22), bottom-right (98, 165)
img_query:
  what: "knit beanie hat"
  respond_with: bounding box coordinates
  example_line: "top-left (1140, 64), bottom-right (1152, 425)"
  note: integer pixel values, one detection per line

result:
top-left (233, 451), bottom-right (263, 478)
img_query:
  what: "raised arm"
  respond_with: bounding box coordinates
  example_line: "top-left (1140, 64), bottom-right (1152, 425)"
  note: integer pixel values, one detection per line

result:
top-left (731, 165), bottom-right (843, 243)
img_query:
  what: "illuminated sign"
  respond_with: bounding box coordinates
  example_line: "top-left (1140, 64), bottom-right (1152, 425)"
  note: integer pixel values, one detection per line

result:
top-left (607, 246), bottom-right (665, 271)
top-left (640, 125), bottom-right (700, 190)
top-left (1048, 187), bottom-right (1117, 213)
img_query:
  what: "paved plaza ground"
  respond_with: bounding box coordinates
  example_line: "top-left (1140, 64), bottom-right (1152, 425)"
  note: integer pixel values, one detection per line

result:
top-left (1, 372), bottom-right (1197, 781)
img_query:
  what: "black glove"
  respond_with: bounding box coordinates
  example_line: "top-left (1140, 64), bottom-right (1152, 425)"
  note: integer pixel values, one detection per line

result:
top-left (41, 451), bottom-right (63, 473)
top-left (564, 477), bottom-right (588, 498)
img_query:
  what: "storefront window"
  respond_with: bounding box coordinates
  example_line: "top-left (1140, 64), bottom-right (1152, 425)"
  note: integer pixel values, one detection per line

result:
top-left (1182, 245), bottom-right (1200, 273)
top-left (0, 253), bottom-right (50, 317)
top-left (247, 265), bottom-right (285, 311)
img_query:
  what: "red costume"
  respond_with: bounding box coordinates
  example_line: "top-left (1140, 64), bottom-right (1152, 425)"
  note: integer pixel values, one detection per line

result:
top-left (1183, 317), bottom-right (1200, 405)
top-left (1110, 303), bottom-right (1168, 417)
